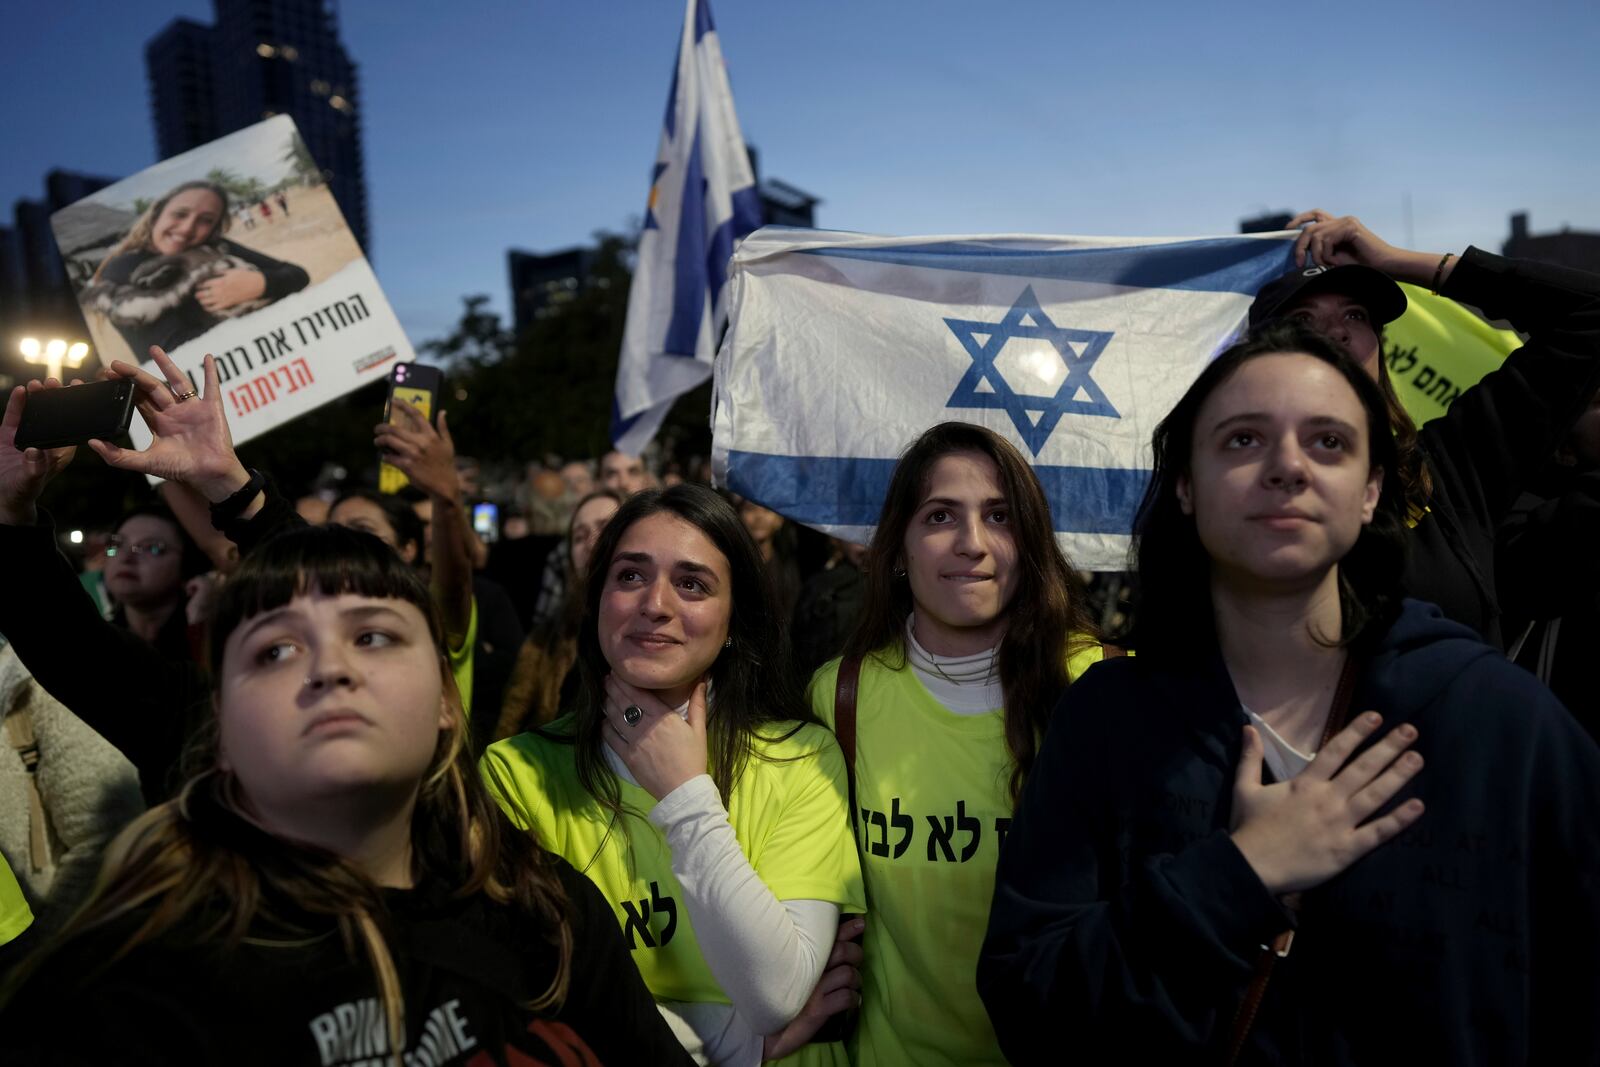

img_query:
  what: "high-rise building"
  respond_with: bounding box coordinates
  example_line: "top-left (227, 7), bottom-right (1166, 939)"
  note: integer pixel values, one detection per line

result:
top-left (145, 0), bottom-right (369, 252)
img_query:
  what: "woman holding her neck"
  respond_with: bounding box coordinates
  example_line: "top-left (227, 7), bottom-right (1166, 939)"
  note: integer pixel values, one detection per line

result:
top-left (482, 484), bottom-right (866, 1066)
top-left (806, 421), bottom-right (1104, 1067)
top-left (0, 524), bottom-right (692, 1064)
top-left (978, 322), bottom-right (1600, 1064)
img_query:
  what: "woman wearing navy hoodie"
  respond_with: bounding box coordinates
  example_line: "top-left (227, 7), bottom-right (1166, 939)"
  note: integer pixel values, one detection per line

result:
top-left (978, 321), bottom-right (1600, 1066)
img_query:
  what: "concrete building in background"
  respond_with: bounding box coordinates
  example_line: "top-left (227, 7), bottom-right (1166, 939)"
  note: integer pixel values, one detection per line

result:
top-left (1239, 212), bottom-right (1293, 234)
top-left (1503, 212), bottom-right (1600, 274)
top-left (145, 0), bottom-right (369, 252)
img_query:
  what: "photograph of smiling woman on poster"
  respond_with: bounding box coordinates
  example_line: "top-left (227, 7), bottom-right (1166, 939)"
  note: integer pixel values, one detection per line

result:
top-left (84, 179), bottom-right (310, 358)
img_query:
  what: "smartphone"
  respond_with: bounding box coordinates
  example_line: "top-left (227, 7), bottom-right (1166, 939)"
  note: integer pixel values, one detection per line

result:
top-left (472, 502), bottom-right (500, 543)
top-left (378, 362), bottom-right (444, 494)
top-left (14, 379), bottom-right (137, 450)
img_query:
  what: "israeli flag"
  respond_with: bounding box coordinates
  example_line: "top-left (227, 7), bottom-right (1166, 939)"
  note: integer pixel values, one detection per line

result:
top-left (612, 0), bottom-right (763, 455)
top-left (711, 228), bottom-right (1297, 571)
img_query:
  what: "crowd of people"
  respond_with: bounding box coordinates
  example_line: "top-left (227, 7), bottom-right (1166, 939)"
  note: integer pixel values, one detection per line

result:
top-left (0, 213), bottom-right (1596, 1065)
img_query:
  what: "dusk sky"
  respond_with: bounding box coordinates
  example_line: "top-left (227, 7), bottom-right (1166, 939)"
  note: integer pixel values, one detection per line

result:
top-left (5, 0), bottom-right (1597, 345)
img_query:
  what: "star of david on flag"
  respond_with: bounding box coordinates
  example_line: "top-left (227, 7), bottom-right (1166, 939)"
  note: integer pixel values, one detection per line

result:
top-left (944, 285), bottom-right (1118, 456)
top-left (711, 228), bottom-right (1297, 570)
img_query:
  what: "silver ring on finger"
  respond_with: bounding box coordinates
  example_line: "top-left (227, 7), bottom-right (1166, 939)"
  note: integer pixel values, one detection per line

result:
top-left (623, 704), bottom-right (644, 727)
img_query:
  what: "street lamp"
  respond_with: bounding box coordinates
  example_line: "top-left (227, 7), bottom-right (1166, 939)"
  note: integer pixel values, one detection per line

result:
top-left (19, 337), bottom-right (90, 382)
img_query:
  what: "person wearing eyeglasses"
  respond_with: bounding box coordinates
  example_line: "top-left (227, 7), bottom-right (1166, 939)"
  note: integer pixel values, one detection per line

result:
top-left (103, 504), bottom-right (206, 663)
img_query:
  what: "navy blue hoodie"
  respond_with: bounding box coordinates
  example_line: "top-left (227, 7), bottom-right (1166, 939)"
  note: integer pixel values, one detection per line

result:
top-left (979, 600), bottom-right (1600, 1066)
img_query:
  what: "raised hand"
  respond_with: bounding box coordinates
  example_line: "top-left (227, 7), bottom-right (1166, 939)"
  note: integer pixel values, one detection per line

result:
top-left (761, 916), bottom-right (865, 1059)
top-left (0, 380), bottom-right (80, 526)
top-left (1229, 711), bottom-right (1425, 896)
top-left (374, 399), bottom-right (459, 501)
top-left (1288, 209), bottom-right (1453, 288)
top-left (89, 346), bottom-right (252, 503)
top-left (600, 675), bottom-right (709, 800)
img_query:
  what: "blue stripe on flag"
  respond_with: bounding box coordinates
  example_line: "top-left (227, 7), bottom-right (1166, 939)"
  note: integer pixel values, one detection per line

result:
top-left (663, 125), bottom-right (711, 356)
top-left (610, 395), bottom-right (647, 445)
top-left (708, 185), bottom-right (765, 300)
top-left (694, 0), bottom-right (716, 41)
top-left (724, 451), bottom-right (1151, 534)
top-left (797, 236), bottom-right (1293, 296)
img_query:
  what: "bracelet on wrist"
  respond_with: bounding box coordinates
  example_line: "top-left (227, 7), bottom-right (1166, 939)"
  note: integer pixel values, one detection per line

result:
top-left (209, 468), bottom-right (267, 527)
top-left (1430, 252), bottom-right (1454, 295)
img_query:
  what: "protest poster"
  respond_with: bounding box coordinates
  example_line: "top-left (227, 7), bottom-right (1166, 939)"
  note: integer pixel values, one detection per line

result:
top-left (712, 227), bottom-right (1296, 571)
top-left (50, 115), bottom-right (412, 449)
top-left (1382, 282), bottom-right (1520, 426)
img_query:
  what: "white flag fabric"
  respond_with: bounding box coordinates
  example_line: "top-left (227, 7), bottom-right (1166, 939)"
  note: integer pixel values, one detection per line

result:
top-left (712, 228), bottom-right (1297, 571)
top-left (612, 0), bottom-right (762, 455)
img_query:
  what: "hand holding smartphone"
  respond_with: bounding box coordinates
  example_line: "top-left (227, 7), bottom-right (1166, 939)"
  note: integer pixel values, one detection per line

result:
top-left (13, 379), bottom-right (136, 451)
top-left (378, 362), bottom-right (443, 494)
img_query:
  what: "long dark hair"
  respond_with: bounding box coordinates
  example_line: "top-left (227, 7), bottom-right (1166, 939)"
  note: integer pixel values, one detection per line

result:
top-left (842, 421), bottom-right (1100, 806)
top-left (565, 484), bottom-right (814, 819)
top-left (1376, 350), bottom-right (1434, 509)
top-left (1128, 320), bottom-right (1409, 660)
top-left (5, 526), bottom-right (573, 1052)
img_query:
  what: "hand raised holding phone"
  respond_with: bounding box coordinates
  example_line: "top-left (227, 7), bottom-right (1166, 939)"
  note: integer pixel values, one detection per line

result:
top-left (1229, 711), bottom-right (1426, 896)
top-left (89, 345), bottom-right (255, 503)
top-left (0, 379), bottom-right (83, 526)
top-left (374, 397), bottom-right (459, 502)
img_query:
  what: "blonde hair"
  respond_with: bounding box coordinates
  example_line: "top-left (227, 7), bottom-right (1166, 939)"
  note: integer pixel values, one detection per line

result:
top-left (2, 526), bottom-right (573, 1061)
top-left (91, 181), bottom-right (232, 281)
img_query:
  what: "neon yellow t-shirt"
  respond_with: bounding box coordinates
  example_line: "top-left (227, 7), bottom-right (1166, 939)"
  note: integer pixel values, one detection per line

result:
top-left (808, 642), bottom-right (1104, 1067)
top-left (481, 717), bottom-right (865, 1066)
top-left (0, 858), bottom-right (32, 947)
top-left (447, 596), bottom-right (478, 719)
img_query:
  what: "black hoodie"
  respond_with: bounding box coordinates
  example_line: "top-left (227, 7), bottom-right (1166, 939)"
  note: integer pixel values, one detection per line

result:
top-left (0, 857), bottom-right (693, 1066)
top-left (979, 599), bottom-right (1600, 1066)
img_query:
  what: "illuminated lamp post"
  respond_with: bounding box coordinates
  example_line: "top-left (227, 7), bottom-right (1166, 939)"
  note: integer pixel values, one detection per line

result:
top-left (18, 337), bottom-right (90, 382)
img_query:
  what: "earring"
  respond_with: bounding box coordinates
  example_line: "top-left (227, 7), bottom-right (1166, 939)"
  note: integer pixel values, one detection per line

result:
top-left (724, 637), bottom-right (733, 649)
top-left (893, 566), bottom-right (906, 578)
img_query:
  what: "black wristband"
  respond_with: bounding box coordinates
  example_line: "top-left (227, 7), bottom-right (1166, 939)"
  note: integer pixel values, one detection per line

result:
top-left (209, 468), bottom-right (267, 528)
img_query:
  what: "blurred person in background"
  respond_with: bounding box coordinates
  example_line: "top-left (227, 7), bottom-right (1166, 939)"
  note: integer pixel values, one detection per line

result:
top-left (730, 493), bottom-right (802, 623)
top-left (495, 489), bottom-right (623, 741)
top-left (560, 459), bottom-right (594, 499)
top-left (1498, 388), bottom-right (1600, 734)
top-left (600, 450), bottom-right (650, 497)
top-left (791, 538), bottom-right (868, 681)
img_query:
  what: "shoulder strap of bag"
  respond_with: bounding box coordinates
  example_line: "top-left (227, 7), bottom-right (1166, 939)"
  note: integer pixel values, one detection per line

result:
top-left (4, 702), bottom-right (51, 874)
top-left (833, 654), bottom-right (864, 830)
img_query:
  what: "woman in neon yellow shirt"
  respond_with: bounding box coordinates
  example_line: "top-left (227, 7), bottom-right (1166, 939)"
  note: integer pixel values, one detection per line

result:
top-left (484, 484), bottom-right (865, 1065)
top-left (807, 421), bottom-right (1103, 1067)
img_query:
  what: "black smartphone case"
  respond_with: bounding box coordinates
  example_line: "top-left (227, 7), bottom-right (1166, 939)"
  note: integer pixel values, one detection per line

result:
top-left (13, 380), bottom-right (138, 450)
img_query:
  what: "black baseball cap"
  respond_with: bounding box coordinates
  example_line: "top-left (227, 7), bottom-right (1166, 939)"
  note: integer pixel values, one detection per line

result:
top-left (1248, 263), bottom-right (1408, 328)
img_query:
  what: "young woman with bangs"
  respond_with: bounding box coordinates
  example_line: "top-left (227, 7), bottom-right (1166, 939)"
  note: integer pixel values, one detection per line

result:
top-left (0, 523), bottom-right (691, 1065)
top-left (979, 321), bottom-right (1600, 1065)
top-left (483, 484), bottom-right (866, 1066)
top-left (805, 420), bottom-right (1104, 1067)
